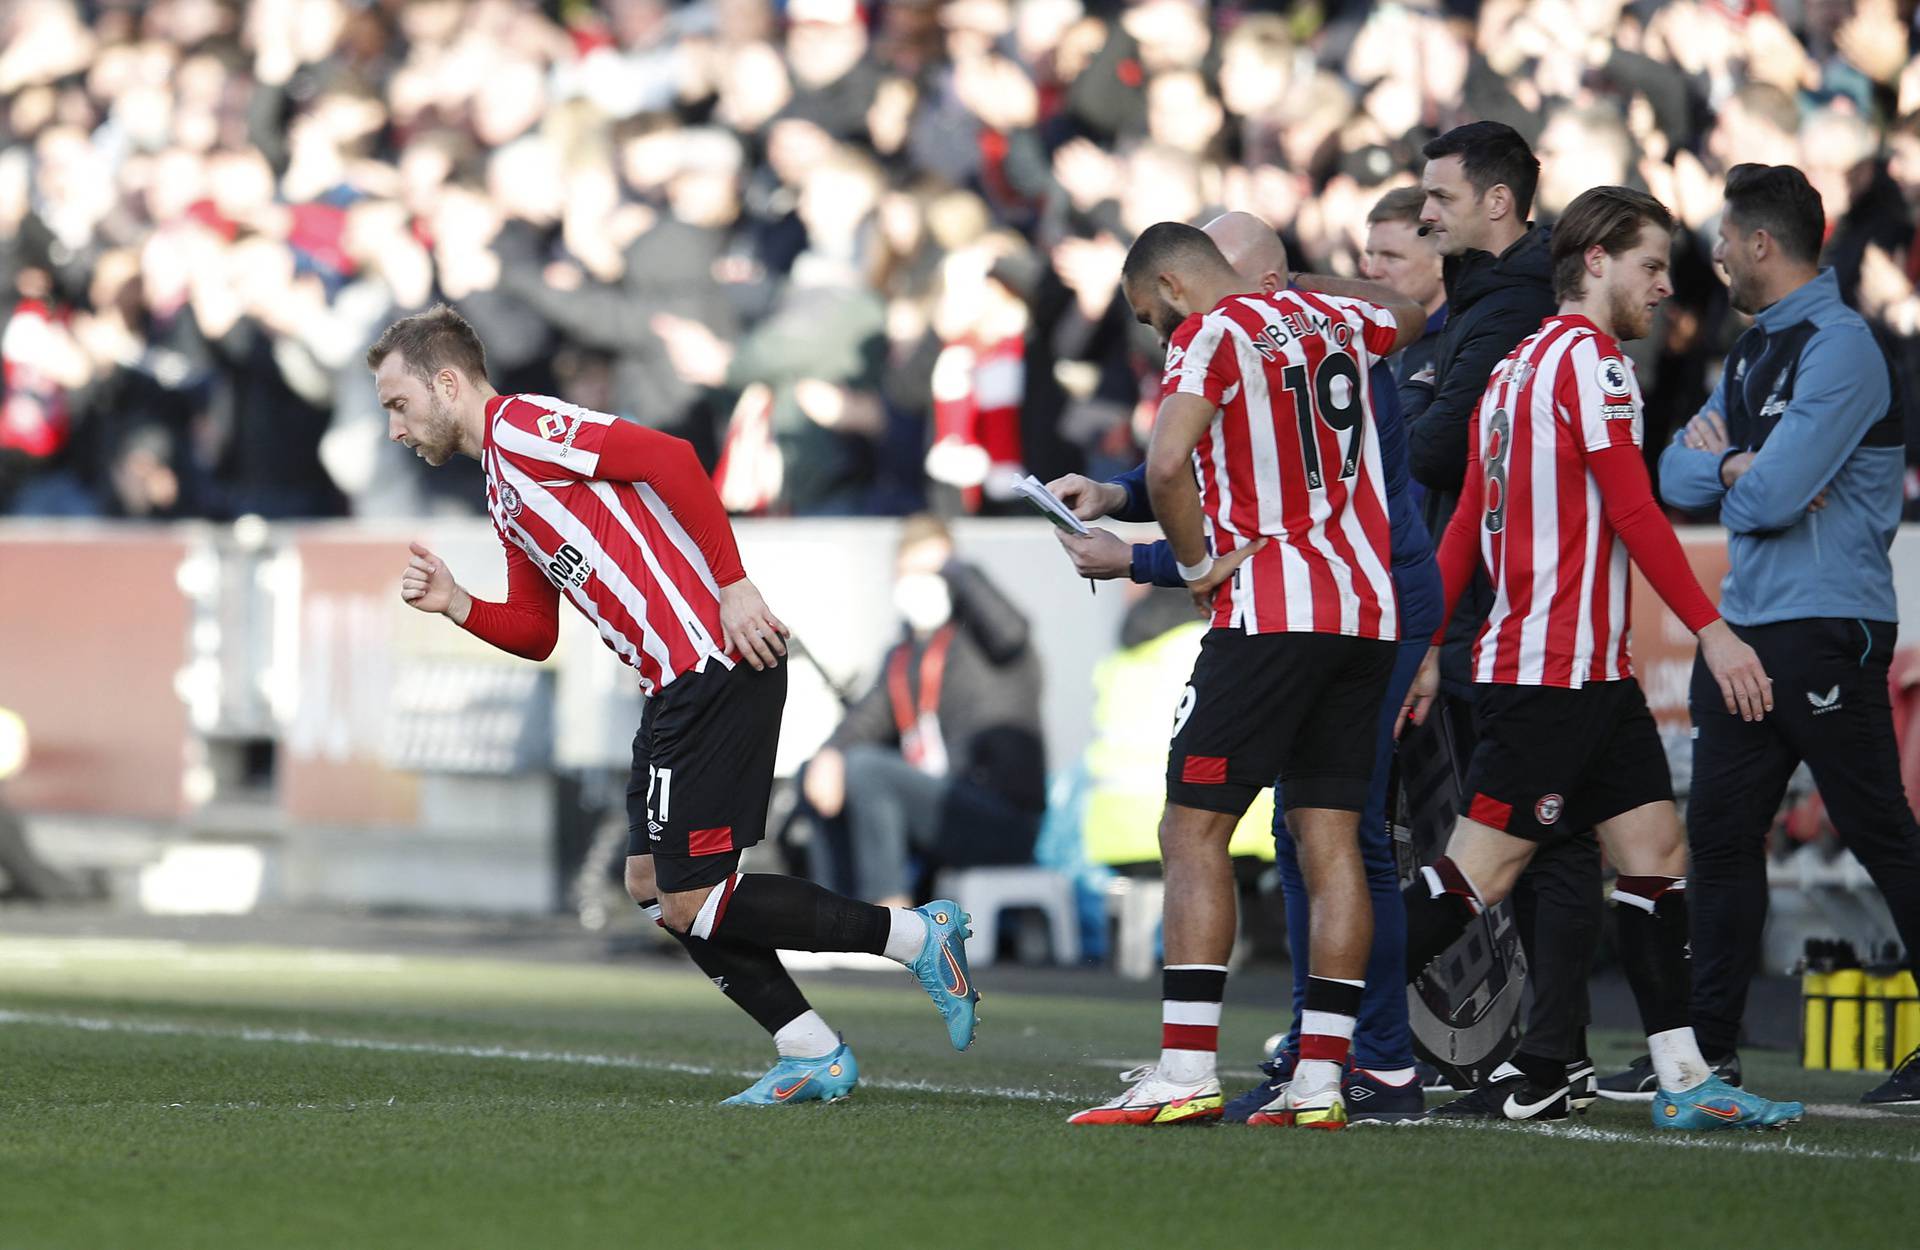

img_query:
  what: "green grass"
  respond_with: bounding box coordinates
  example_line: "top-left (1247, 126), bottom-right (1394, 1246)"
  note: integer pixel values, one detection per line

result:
top-left (0, 935), bottom-right (1914, 1250)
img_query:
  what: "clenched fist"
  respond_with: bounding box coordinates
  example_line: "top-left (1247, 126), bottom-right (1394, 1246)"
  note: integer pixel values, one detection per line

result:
top-left (400, 541), bottom-right (456, 615)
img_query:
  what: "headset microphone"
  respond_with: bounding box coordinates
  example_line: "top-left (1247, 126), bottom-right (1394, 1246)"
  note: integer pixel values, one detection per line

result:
top-left (1417, 224), bottom-right (1435, 237)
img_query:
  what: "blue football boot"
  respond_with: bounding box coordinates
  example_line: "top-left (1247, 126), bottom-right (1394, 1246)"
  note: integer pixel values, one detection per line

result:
top-left (1224, 1050), bottom-right (1297, 1123)
top-left (1652, 1075), bottom-right (1802, 1131)
top-left (908, 900), bottom-right (979, 1051)
top-left (1344, 1066), bottom-right (1428, 1123)
top-left (721, 1041), bottom-right (859, 1106)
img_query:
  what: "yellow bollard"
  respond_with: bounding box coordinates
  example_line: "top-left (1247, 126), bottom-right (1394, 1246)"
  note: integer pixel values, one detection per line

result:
top-left (1803, 964), bottom-right (1832, 1069)
top-left (1829, 966), bottom-right (1866, 1070)
top-left (1864, 972), bottom-right (1893, 1072)
top-left (1892, 970), bottom-right (1920, 1059)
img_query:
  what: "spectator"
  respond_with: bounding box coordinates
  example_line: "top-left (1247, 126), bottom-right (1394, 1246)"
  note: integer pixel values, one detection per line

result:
top-left (3, 0), bottom-right (1917, 521)
top-left (500, 126), bottom-right (743, 458)
top-left (925, 234), bottom-right (1042, 513)
top-left (801, 513), bottom-right (1045, 905)
top-left (1803, 106), bottom-right (1913, 308)
top-left (1536, 105), bottom-right (1635, 223)
top-left (663, 145), bottom-right (890, 514)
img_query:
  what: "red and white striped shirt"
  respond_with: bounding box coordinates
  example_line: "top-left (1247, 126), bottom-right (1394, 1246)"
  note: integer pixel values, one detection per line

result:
top-left (1163, 291), bottom-right (1402, 639)
top-left (480, 394), bottom-right (741, 694)
top-left (1464, 315), bottom-right (1646, 687)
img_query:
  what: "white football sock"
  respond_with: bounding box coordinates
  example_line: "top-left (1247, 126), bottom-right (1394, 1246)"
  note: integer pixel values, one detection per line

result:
top-left (773, 1010), bottom-right (839, 1059)
top-left (1158, 1048), bottom-right (1216, 1085)
top-left (1649, 1026), bottom-right (1712, 1093)
top-left (882, 907), bottom-right (928, 964)
top-left (1293, 1059), bottom-right (1342, 1097)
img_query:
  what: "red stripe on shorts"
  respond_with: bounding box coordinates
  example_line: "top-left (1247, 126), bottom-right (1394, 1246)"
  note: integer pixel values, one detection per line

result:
top-left (1181, 755), bottom-right (1228, 785)
top-left (1467, 794), bottom-right (1513, 831)
top-left (688, 826), bottom-right (735, 856)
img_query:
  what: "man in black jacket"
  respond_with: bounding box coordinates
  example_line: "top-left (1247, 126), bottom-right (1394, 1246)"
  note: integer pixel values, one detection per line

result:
top-left (803, 514), bottom-right (1045, 905)
top-left (1401, 121), bottom-right (1604, 1120)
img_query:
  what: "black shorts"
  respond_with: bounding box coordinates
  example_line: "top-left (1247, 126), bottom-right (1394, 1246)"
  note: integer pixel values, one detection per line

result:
top-left (625, 658), bottom-right (787, 893)
top-left (1462, 679), bottom-right (1672, 842)
top-left (1166, 629), bottom-right (1396, 817)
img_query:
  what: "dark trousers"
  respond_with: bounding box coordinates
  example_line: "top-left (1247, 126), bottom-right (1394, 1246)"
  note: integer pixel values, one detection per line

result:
top-left (1511, 830), bottom-right (1600, 1063)
top-left (1274, 632), bottom-right (1431, 1069)
top-left (1687, 618), bottom-right (1920, 1057)
top-left (810, 745), bottom-right (1041, 902)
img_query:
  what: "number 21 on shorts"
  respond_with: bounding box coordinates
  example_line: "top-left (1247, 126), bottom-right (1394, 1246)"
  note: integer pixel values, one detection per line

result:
top-left (646, 765), bottom-right (673, 825)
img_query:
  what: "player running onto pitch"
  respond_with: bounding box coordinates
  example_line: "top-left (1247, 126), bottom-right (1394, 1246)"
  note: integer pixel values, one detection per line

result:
top-left (1398, 187), bottom-right (1803, 1129)
top-left (371, 305), bottom-right (979, 1105)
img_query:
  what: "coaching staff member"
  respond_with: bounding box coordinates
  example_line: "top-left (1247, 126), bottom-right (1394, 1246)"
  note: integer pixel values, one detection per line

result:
top-left (1658, 163), bottom-right (1920, 1107)
top-left (1404, 120), bottom-right (1603, 1109)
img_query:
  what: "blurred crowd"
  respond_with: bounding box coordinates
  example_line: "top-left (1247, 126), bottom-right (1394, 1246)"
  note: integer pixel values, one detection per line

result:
top-left (6, 0), bottom-right (1920, 521)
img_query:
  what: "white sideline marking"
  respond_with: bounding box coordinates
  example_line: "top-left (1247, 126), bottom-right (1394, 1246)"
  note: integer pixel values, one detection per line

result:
top-left (1090, 1056), bottom-right (1917, 1124)
top-left (1, 1008), bottom-right (1915, 1159)
top-left (1488, 1120), bottom-right (1920, 1165)
top-left (0, 1009), bottom-right (1073, 1103)
top-left (1807, 1102), bottom-right (1912, 1121)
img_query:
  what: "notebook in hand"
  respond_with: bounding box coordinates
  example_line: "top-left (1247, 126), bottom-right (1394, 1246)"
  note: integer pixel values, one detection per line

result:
top-left (1012, 474), bottom-right (1090, 536)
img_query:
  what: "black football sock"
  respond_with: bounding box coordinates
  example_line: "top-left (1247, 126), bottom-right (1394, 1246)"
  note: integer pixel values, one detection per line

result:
top-left (707, 874), bottom-right (892, 955)
top-left (638, 898), bottom-right (812, 1035)
top-left (1404, 857), bottom-right (1483, 977)
top-left (1611, 876), bottom-right (1691, 1035)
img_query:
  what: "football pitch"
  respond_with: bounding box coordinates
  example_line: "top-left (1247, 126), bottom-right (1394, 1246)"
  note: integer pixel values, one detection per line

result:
top-left (2, 933), bottom-right (1914, 1250)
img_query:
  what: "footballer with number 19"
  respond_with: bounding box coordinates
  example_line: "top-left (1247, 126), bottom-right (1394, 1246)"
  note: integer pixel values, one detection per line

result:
top-left (1397, 187), bottom-right (1804, 1130)
top-left (372, 305), bottom-right (980, 1106)
top-left (1069, 224), bottom-right (1427, 1130)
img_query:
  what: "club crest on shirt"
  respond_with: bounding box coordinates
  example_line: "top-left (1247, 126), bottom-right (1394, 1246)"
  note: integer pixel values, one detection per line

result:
top-left (1534, 793), bottom-right (1564, 825)
top-left (1596, 357), bottom-right (1632, 398)
top-left (497, 483), bottom-right (523, 517)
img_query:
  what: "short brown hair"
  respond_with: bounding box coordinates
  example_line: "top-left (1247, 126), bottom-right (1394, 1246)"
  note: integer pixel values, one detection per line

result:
top-left (1550, 186), bottom-right (1674, 302)
top-left (1367, 185), bottom-right (1426, 228)
top-left (366, 303), bottom-right (490, 386)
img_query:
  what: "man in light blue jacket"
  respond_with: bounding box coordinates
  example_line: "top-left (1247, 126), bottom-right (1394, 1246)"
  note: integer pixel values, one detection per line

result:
top-left (1636, 164), bottom-right (1920, 1107)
